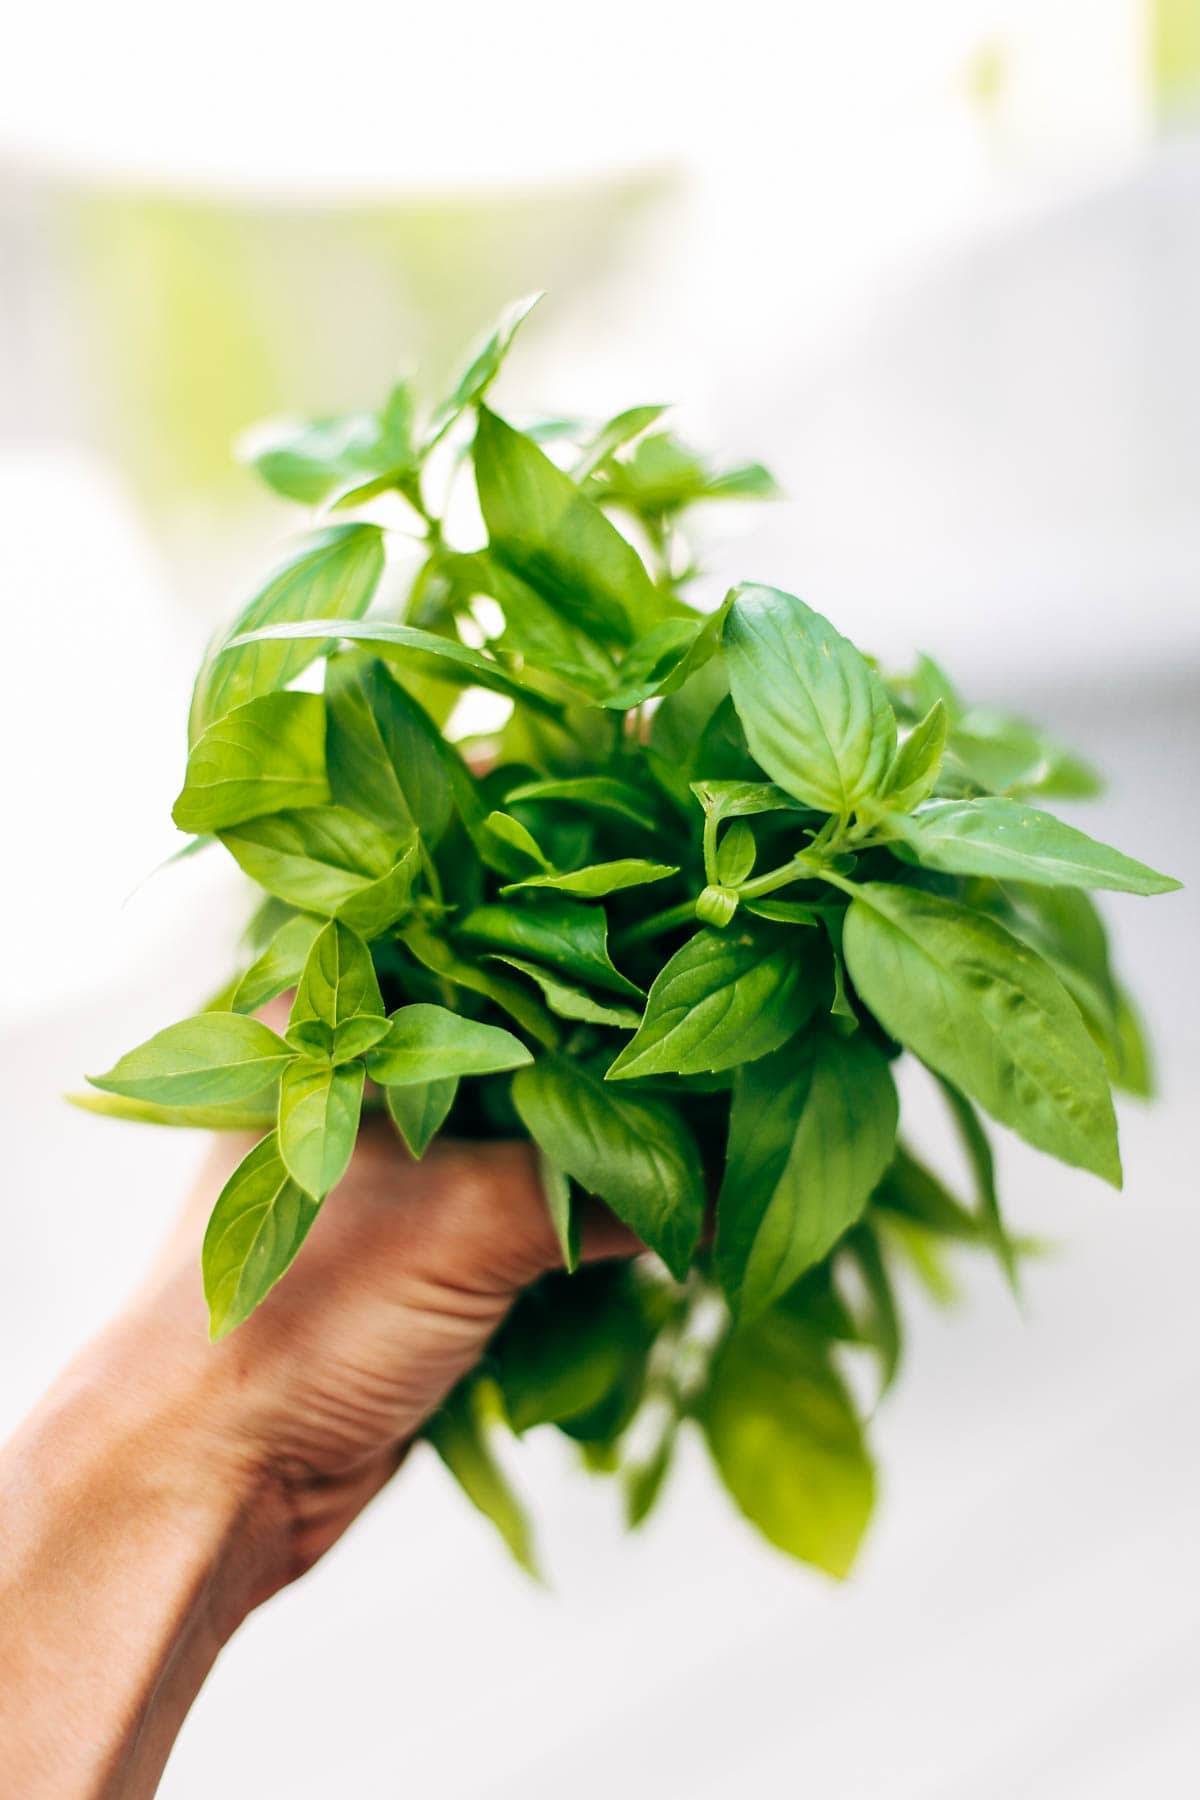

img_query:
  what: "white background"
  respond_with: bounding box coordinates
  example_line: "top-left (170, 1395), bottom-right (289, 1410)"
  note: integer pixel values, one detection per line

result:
top-left (1, 2), bottom-right (1198, 1793)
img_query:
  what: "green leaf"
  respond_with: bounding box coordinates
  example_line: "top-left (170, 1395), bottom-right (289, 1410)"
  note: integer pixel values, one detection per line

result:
top-left (500, 859), bottom-right (677, 899)
top-left (231, 912), bottom-right (325, 1014)
top-left (599, 599), bottom-right (730, 710)
top-left (474, 405), bottom-right (665, 643)
top-left (511, 1058), bottom-right (704, 1278)
top-left (724, 584), bottom-right (896, 814)
top-left (487, 957), bottom-right (641, 1029)
top-left (227, 616), bottom-right (563, 719)
top-left (493, 1267), bottom-right (650, 1433)
top-left (716, 820), bottom-right (757, 886)
top-left (592, 430), bottom-right (778, 514)
top-left (700, 1309), bottom-right (875, 1578)
top-left (443, 550), bottom-right (617, 701)
top-left (384, 1077), bottom-right (458, 1160)
top-left (172, 691), bottom-right (329, 834)
top-left (89, 1012), bottom-right (292, 1106)
top-left (324, 655), bottom-right (452, 846)
top-left (278, 1056), bottom-right (364, 1199)
top-left (399, 921), bottom-right (559, 1049)
top-left (872, 1143), bottom-right (985, 1243)
top-left (190, 524), bottom-right (384, 741)
top-left (484, 809), bottom-right (554, 871)
top-left (425, 293), bottom-right (542, 448)
top-left (502, 775), bottom-right (660, 832)
top-left (571, 403), bottom-right (669, 482)
top-left (842, 882), bottom-right (1121, 1184)
top-left (716, 1032), bottom-right (898, 1319)
top-left (202, 1132), bottom-right (320, 1338)
top-left (458, 899), bottom-right (642, 999)
top-left (537, 1150), bottom-right (580, 1271)
top-left (844, 1224), bottom-right (902, 1393)
top-left (242, 382), bottom-right (417, 507)
top-left (889, 797), bottom-right (1179, 894)
top-left (606, 924), bottom-right (820, 1081)
top-left (424, 1379), bottom-right (541, 1580)
top-left (67, 1090), bottom-right (279, 1131)
top-left (948, 709), bottom-right (1102, 799)
top-left (285, 920), bottom-right (387, 1062)
top-left (219, 807), bottom-right (419, 938)
top-left (365, 1004), bottom-right (532, 1086)
top-left (690, 778), bottom-right (808, 823)
top-left (882, 700), bottom-right (946, 812)
top-left (935, 1077), bottom-right (1018, 1294)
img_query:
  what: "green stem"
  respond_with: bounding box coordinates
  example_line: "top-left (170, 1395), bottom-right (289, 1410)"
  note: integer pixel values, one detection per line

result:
top-left (737, 854), bottom-right (821, 900)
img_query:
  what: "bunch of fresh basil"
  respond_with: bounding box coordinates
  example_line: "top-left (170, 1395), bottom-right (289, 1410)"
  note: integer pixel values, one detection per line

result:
top-left (79, 297), bottom-right (1179, 1577)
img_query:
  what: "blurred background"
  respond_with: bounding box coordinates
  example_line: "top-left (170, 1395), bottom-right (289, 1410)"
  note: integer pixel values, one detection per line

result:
top-left (1, 1), bottom-right (1197, 1793)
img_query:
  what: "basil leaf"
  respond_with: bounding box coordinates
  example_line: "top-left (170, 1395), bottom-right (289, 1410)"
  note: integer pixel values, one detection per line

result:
top-left (592, 429), bottom-right (778, 514)
top-left (889, 797), bottom-right (1179, 895)
top-left (172, 691), bottom-right (329, 833)
top-left (716, 1032), bottom-right (899, 1319)
top-left (537, 1150), bottom-right (580, 1271)
top-left (458, 899), bottom-right (642, 999)
top-left (511, 1058), bottom-right (704, 1278)
top-left (935, 1077), bottom-right (1018, 1293)
top-left (443, 550), bottom-right (617, 700)
top-left (384, 1078), bottom-right (458, 1161)
top-left (484, 809), bottom-right (554, 871)
top-left (89, 1012), bottom-right (292, 1106)
top-left (231, 912), bottom-right (324, 1014)
top-left (67, 1090), bottom-right (279, 1131)
top-left (285, 920), bottom-right (386, 1063)
top-left (489, 956), bottom-right (641, 1028)
top-left (278, 1056), bottom-right (364, 1199)
top-left (424, 293), bottom-right (542, 449)
top-left (202, 1132), bottom-right (320, 1338)
top-left (882, 699), bottom-right (946, 812)
top-left (219, 807), bottom-right (419, 937)
top-left (716, 820), bottom-right (757, 886)
top-left (500, 859), bottom-right (677, 899)
top-left (474, 405), bottom-right (665, 643)
top-left (949, 709), bottom-right (1101, 799)
top-left (700, 1310), bottom-right (875, 1578)
top-left (599, 598), bottom-right (729, 710)
top-left (228, 616), bottom-right (563, 720)
top-left (425, 1379), bottom-right (540, 1580)
top-left (190, 523), bottom-right (383, 741)
top-left (399, 922), bottom-right (559, 1049)
top-left (493, 1267), bottom-right (650, 1434)
top-left (502, 775), bottom-right (659, 832)
top-left (364, 1004), bottom-right (532, 1087)
top-left (571, 403), bottom-right (669, 482)
top-left (724, 583), bottom-right (896, 814)
top-left (843, 882), bottom-right (1121, 1184)
top-left (606, 924), bottom-right (819, 1081)
top-left (243, 382), bottom-right (417, 507)
top-left (325, 655), bottom-right (452, 845)
top-left (872, 1143), bottom-right (985, 1242)
top-left (690, 778), bottom-right (807, 823)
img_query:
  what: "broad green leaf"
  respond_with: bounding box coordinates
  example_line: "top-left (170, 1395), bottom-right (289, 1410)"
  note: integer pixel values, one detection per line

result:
top-left (842, 882), bottom-right (1121, 1184)
top-left (424, 1378), bottom-right (541, 1580)
top-left (231, 913), bottom-right (324, 1014)
top-left (285, 920), bottom-right (387, 1063)
top-left (500, 859), bottom-right (677, 899)
top-left (493, 1266), bottom-right (650, 1433)
top-left (700, 1309), bottom-right (874, 1578)
top-left (227, 616), bottom-right (563, 719)
top-left (889, 797), bottom-right (1179, 895)
top-left (744, 899), bottom-right (821, 926)
top-left (384, 1077), bottom-right (458, 1160)
top-left (400, 921), bottom-right (558, 1048)
top-left (649, 655), bottom-right (729, 777)
top-left (67, 1090), bottom-right (278, 1131)
top-left (242, 382), bottom-right (417, 506)
top-left (90, 1012), bottom-right (291, 1106)
top-left (872, 1143), bottom-right (984, 1243)
top-left (324, 655), bottom-right (452, 845)
top-left (443, 550), bottom-right (617, 700)
top-left (488, 957), bottom-right (641, 1029)
top-left (948, 708), bottom-right (1101, 799)
top-left (502, 775), bottom-right (659, 833)
top-left (599, 598), bottom-right (729, 710)
top-left (484, 809), bottom-right (553, 870)
top-left (724, 584), bottom-right (897, 814)
top-left (278, 1056), bottom-right (364, 1199)
top-left (690, 778), bottom-right (808, 823)
top-left (190, 524), bottom-right (384, 741)
top-left (716, 1032), bottom-right (898, 1319)
top-left (365, 1004), bottom-right (532, 1087)
top-left (424, 293), bottom-right (542, 448)
top-left (202, 1132), bottom-right (320, 1338)
top-left (457, 899), bottom-right (642, 999)
top-left (606, 924), bottom-right (819, 1081)
top-left (571, 403), bottom-right (669, 482)
top-left (474, 405), bottom-right (665, 643)
top-left (593, 430), bottom-right (778, 515)
top-left (219, 807), bottom-right (419, 938)
top-left (172, 691), bottom-right (329, 833)
top-left (882, 700), bottom-right (946, 812)
top-left (511, 1058), bottom-right (704, 1278)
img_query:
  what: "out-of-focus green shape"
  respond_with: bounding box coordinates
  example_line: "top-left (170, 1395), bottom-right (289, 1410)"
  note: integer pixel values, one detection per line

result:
top-left (1152, 0), bottom-right (1200, 120)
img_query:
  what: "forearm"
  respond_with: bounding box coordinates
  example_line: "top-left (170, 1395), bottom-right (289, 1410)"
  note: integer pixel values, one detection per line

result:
top-left (0, 1311), bottom-right (264, 1798)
